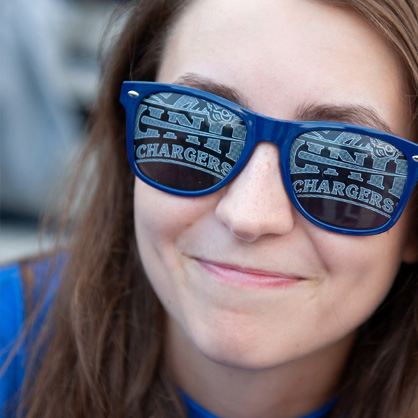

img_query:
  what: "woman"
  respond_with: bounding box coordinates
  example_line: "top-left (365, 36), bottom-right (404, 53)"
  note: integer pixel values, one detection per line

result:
top-left (1, 0), bottom-right (418, 417)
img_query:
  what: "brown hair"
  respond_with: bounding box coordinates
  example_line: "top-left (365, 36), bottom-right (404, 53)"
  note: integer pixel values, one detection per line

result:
top-left (10, 0), bottom-right (418, 417)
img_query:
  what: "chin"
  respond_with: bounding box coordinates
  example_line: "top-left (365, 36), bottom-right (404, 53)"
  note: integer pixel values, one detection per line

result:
top-left (189, 325), bottom-right (287, 371)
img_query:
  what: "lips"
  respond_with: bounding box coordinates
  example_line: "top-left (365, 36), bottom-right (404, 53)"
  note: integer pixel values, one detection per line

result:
top-left (196, 258), bottom-right (305, 288)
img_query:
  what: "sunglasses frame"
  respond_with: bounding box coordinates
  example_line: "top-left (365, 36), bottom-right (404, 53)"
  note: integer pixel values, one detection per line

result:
top-left (120, 81), bottom-right (418, 236)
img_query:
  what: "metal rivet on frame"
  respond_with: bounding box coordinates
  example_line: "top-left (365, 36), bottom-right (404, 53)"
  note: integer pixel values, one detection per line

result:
top-left (413, 155), bottom-right (418, 163)
top-left (128, 90), bottom-right (140, 97)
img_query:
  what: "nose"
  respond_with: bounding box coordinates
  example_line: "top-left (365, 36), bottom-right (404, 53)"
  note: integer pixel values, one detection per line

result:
top-left (215, 143), bottom-right (296, 242)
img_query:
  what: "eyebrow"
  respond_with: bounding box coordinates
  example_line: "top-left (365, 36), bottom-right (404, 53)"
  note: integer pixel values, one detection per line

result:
top-left (296, 102), bottom-right (394, 134)
top-left (173, 73), bottom-right (393, 134)
top-left (173, 73), bottom-right (249, 108)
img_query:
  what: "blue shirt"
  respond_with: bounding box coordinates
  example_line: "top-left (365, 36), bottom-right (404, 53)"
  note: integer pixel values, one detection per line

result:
top-left (0, 261), bottom-right (335, 418)
top-left (183, 391), bottom-right (335, 418)
top-left (0, 262), bottom-right (25, 417)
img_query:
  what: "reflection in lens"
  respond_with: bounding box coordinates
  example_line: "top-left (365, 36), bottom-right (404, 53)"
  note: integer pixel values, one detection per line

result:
top-left (290, 130), bottom-right (408, 230)
top-left (133, 92), bottom-right (247, 191)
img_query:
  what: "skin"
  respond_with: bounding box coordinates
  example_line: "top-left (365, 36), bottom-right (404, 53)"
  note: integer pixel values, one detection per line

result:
top-left (134, 0), bottom-right (418, 417)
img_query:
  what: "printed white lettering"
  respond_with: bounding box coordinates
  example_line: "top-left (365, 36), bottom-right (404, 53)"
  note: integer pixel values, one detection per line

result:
top-left (167, 111), bottom-right (204, 130)
top-left (184, 147), bottom-right (196, 163)
top-left (186, 135), bottom-right (201, 145)
top-left (157, 143), bottom-right (170, 158)
top-left (345, 184), bottom-right (359, 199)
top-left (196, 150), bottom-right (209, 166)
top-left (292, 177), bottom-right (394, 215)
top-left (207, 155), bottom-right (221, 172)
top-left (290, 132), bottom-right (407, 207)
top-left (146, 143), bottom-right (160, 157)
top-left (316, 180), bottom-right (330, 194)
top-left (136, 144), bottom-right (147, 158)
top-left (382, 198), bottom-right (394, 213)
top-left (303, 179), bottom-right (318, 193)
top-left (135, 142), bottom-right (230, 179)
top-left (293, 180), bottom-right (304, 193)
top-left (331, 182), bottom-right (345, 196)
top-left (148, 106), bottom-right (164, 119)
top-left (368, 191), bottom-right (382, 208)
top-left (171, 145), bottom-right (184, 160)
top-left (225, 141), bottom-right (245, 162)
top-left (358, 187), bottom-right (371, 203)
top-left (328, 147), bottom-right (367, 166)
top-left (221, 162), bottom-right (232, 176)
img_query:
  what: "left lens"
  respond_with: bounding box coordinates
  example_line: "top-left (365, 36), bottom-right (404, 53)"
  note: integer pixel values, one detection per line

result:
top-left (289, 130), bottom-right (408, 230)
top-left (133, 91), bottom-right (247, 192)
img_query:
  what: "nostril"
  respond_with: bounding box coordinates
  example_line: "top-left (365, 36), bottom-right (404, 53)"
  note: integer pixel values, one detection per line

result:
top-left (221, 215), bottom-right (261, 243)
top-left (216, 195), bottom-right (296, 243)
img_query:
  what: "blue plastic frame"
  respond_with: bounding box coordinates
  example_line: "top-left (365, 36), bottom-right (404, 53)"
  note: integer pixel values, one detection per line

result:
top-left (120, 81), bottom-right (418, 236)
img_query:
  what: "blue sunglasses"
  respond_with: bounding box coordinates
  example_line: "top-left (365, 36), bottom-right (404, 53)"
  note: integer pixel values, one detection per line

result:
top-left (120, 81), bottom-right (418, 236)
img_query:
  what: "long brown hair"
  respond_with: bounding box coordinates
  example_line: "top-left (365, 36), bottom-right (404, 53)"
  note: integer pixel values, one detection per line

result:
top-left (12, 0), bottom-right (418, 417)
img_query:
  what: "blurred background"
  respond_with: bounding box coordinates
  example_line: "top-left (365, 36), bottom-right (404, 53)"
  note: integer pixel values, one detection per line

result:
top-left (0, 0), bottom-right (122, 263)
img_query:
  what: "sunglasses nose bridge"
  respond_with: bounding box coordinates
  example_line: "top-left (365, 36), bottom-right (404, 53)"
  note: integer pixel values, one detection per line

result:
top-left (254, 115), bottom-right (291, 151)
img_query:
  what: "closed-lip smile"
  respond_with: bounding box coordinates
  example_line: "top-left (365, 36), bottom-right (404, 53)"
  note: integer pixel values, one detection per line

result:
top-left (196, 258), bottom-right (305, 288)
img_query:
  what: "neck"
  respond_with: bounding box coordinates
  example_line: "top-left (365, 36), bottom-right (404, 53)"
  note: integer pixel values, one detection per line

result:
top-left (165, 318), bottom-right (355, 418)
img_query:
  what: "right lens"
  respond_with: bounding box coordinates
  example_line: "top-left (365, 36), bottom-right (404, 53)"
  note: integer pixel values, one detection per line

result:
top-left (133, 92), bottom-right (247, 192)
top-left (289, 130), bottom-right (408, 230)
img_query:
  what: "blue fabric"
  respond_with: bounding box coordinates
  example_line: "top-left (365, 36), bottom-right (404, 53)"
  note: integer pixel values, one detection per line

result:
top-left (0, 261), bottom-right (336, 418)
top-left (182, 391), bottom-right (335, 418)
top-left (0, 263), bottom-right (25, 418)
top-left (0, 258), bottom-right (61, 418)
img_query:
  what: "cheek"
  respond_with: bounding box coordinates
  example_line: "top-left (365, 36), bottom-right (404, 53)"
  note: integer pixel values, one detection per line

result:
top-left (133, 179), bottom-right (215, 293)
top-left (310, 222), bottom-right (409, 330)
top-left (133, 180), bottom-right (187, 314)
top-left (133, 179), bottom-right (223, 337)
top-left (134, 180), bottom-right (182, 269)
top-left (133, 179), bottom-right (212, 246)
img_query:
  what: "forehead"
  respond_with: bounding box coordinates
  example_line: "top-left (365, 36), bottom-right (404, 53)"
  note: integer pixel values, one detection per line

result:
top-left (160, 0), bottom-right (393, 81)
top-left (157, 0), bottom-right (410, 138)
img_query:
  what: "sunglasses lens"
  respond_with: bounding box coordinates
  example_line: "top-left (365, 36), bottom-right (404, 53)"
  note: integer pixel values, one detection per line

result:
top-left (133, 92), bottom-right (247, 191)
top-left (290, 130), bottom-right (408, 230)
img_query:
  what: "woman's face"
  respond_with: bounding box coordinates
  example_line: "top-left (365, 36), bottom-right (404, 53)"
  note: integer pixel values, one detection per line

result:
top-left (134, 0), bottom-right (417, 371)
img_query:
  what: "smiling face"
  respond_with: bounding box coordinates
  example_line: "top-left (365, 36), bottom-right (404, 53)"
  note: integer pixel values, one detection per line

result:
top-left (134, 0), bottom-right (416, 391)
